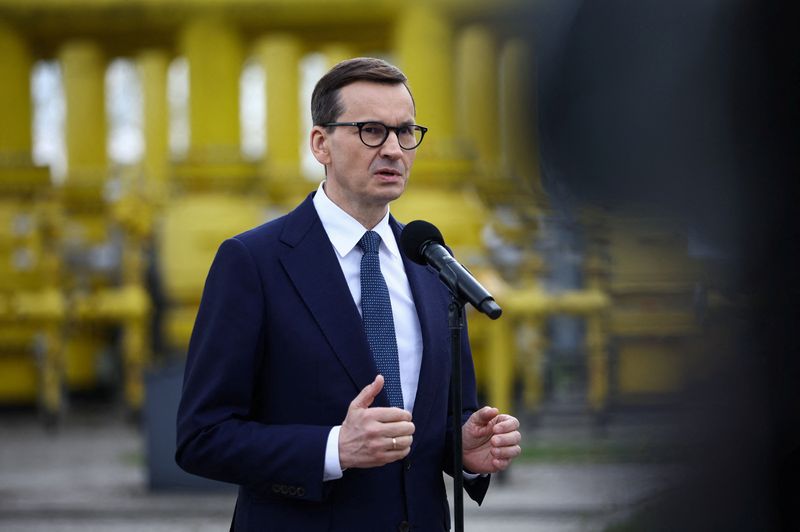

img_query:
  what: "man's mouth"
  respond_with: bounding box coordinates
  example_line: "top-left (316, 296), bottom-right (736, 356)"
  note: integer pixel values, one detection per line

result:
top-left (375, 168), bottom-right (402, 178)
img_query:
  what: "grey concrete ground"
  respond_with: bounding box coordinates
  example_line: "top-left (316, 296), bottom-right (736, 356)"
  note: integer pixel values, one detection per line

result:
top-left (0, 409), bottom-right (682, 531)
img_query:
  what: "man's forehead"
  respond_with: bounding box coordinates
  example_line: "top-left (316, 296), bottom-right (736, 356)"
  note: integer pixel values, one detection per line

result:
top-left (338, 81), bottom-right (415, 114)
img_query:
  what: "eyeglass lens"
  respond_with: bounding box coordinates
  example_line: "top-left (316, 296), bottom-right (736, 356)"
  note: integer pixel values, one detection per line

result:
top-left (360, 122), bottom-right (423, 149)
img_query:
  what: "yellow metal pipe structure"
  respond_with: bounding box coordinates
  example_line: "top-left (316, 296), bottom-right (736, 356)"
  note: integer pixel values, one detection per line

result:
top-left (485, 311), bottom-right (515, 415)
top-left (121, 243), bottom-right (151, 412)
top-left (499, 38), bottom-right (542, 194)
top-left (485, 286), bottom-right (611, 413)
top-left (59, 40), bottom-right (107, 183)
top-left (18, 289), bottom-right (66, 418)
top-left (456, 25), bottom-right (500, 174)
top-left (391, 3), bottom-right (477, 250)
top-left (59, 37), bottom-right (156, 415)
top-left (254, 33), bottom-right (302, 203)
top-left (394, 3), bottom-right (468, 185)
top-left (0, 20), bottom-right (65, 420)
top-left (59, 39), bottom-right (110, 402)
top-left (179, 16), bottom-right (243, 163)
top-left (0, 0), bottom-right (701, 425)
top-left (0, 19), bottom-right (33, 160)
top-left (137, 49), bottom-right (170, 198)
top-left (321, 43), bottom-right (357, 70)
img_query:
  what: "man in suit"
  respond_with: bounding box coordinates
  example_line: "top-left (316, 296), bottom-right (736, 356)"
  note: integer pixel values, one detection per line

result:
top-left (176, 57), bottom-right (522, 531)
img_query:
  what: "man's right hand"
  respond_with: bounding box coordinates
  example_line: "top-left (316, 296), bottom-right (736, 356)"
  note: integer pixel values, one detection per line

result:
top-left (338, 375), bottom-right (415, 469)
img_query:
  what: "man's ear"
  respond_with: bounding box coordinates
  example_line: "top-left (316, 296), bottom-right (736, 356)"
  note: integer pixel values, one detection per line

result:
top-left (310, 126), bottom-right (331, 165)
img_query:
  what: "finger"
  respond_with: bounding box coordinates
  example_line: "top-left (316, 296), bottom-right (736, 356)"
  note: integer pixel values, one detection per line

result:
top-left (492, 457), bottom-right (512, 471)
top-left (366, 407), bottom-right (413, 423)
top-left (492, 415), bottom-right (520, 434)
top-left (491, 444), bottom-right (522, 460)
top-left (387, 446), bottom-right (412, 461)
top-left (351, 375), bottom-right (384, 409)
top-left (375, 420), bottom-right (415, 438)
top-left (386, 434), bottom-right (414, 451)
top-left (465, 407), bottom-right (500, 439)
top-left (491, 431), bottom-right (521, 447)
top-left (472, 406), bottom-right (500, 425)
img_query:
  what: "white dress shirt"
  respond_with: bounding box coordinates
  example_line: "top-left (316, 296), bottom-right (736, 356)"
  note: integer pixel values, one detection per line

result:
top-left (313, 181), bottom-right (423, 481)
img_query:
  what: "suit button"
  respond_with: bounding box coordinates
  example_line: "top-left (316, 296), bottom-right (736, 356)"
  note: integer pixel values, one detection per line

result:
top-left (404, 459), bottom-right (412, 471)
top-left (398, 521), bottom-right (410, 532)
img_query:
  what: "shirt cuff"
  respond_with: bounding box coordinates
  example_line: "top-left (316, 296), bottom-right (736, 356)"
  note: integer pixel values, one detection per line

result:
top-left (463, 470), bottom-right (482, 481)
top-left (323, 425), bottom-right (344, 481)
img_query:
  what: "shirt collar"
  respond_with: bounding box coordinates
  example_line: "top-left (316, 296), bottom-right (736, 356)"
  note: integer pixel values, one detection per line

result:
top-left (312, 180), bottom-right (401, 259)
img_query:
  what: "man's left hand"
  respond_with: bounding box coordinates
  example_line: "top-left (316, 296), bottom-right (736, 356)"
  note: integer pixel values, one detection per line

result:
top-left (462, 406), bottom-right (522, 474)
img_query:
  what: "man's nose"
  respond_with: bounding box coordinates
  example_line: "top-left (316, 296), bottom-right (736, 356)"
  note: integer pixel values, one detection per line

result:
top-left (379, 130), bottom-right (403, 158)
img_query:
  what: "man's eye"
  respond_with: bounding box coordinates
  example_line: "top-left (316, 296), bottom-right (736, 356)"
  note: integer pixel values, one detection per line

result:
top-left (397, 127), bottom-right (412, 136)
top-left (362, 125), bottom-right (384, 135)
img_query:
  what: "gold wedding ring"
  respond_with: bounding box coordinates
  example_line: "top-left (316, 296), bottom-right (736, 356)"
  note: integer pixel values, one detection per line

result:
top-left (392, 437), bottom-right (397, 450)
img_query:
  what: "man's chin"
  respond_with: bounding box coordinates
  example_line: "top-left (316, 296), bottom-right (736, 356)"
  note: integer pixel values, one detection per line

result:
top-left (374, 181), bottom-right (406, 201)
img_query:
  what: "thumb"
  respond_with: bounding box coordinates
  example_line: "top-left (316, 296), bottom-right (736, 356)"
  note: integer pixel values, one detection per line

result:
top-left (469, 406), bottom-right (500, 427)
top-left (350, 374), bottom-right (384, 409)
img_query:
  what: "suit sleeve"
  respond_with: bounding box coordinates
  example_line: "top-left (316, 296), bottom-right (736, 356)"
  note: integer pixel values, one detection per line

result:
top-left (442, 317), bottom-right (492, 504)
top-left (175, 237), bottom-right (332, 501)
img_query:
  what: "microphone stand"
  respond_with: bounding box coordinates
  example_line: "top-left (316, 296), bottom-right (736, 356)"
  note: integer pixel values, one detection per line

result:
top-left (448, 295), bottom-right (466, 532)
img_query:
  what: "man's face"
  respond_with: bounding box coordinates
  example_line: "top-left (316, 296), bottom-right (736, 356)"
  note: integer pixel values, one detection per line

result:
top-left (311, 81), bottom-right (417, 221)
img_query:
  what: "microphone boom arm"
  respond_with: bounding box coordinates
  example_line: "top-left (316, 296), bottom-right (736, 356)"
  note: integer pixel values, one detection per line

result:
top-left (422, 243), bottom-right (502, 320)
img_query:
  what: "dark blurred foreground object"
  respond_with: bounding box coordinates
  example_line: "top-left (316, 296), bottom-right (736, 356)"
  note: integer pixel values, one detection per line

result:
top-left (533, 0), bottom-right (799, 530)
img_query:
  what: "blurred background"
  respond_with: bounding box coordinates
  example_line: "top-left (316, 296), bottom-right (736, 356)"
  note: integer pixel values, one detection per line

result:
top-left (0, 0), bottom-right (796, 530)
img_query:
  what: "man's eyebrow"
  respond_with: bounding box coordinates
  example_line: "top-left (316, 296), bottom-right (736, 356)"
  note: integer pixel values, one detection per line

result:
top-left (383, 120), bottom-right (416, 127)
top-left (360, 119), bottom-right (415, 126)
top-left (358, 118), bottom-right (416, 127)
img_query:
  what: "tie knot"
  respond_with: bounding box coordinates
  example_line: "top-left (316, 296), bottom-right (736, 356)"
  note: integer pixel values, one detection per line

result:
top-left (358, 231), bottom-right (381, 254)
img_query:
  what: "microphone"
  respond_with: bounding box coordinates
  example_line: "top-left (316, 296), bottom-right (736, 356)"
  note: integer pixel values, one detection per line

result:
top-left (400, 220), bottom-right (502, 320)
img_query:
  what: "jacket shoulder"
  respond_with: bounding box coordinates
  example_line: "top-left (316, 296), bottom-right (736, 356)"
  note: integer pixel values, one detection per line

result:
top-left (232, 192), bottom-right (318, 253)
top-left (233, 216), bottom-right (286, 248)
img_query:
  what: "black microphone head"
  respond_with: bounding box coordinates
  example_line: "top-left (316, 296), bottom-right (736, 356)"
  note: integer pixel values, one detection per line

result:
top-left (400, 220), bottom-right (445, 265)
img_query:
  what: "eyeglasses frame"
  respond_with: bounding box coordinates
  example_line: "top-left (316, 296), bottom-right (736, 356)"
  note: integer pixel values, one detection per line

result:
top-left (321, 121), bottom-right (428, 150)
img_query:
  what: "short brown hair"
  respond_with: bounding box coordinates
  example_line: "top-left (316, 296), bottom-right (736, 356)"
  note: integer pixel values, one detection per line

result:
top-left (311, 57), bottom-right (414, 125)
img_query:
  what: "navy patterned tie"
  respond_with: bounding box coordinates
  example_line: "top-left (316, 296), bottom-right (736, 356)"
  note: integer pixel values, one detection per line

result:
top-left (358, 231), bottom-right (404, 409)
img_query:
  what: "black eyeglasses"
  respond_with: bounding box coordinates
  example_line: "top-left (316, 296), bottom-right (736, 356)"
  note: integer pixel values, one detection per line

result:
top-left (322, 121), bottom-right (428, 150)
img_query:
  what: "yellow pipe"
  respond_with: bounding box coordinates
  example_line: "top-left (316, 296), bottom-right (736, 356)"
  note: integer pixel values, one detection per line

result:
top-left (394, 5), bottom-right (454, 147)
top-left (485, 314), bottom-right (514, 414)
top-left (59, 39), bottom-right (108, 181)
top-left (456, 25), bottom-right (500, 173)
top-left (254, 33), bottom-right (302, 200)
top-left (137, 49), bottom-right (170, 194)
top-left (180, 16), bottom-right (243, 161)
top-left (0, 19), bottom-right (33, 160)
top-left (499, 38), bottom-right (542, 196)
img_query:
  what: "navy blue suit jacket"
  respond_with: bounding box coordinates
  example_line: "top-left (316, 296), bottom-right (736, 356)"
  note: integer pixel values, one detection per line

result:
top-left (176, 193), bottom-right (489, 531)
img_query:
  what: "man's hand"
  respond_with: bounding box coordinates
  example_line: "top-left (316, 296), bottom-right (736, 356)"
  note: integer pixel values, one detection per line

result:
top-left (462, 406), bottom-right (522, 474)
top-left (339, 375), bottom-right (415, 469)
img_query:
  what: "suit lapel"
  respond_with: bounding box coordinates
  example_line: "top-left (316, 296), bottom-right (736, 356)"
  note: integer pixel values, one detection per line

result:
top-left (278, 195), bottom-right (388, 406)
